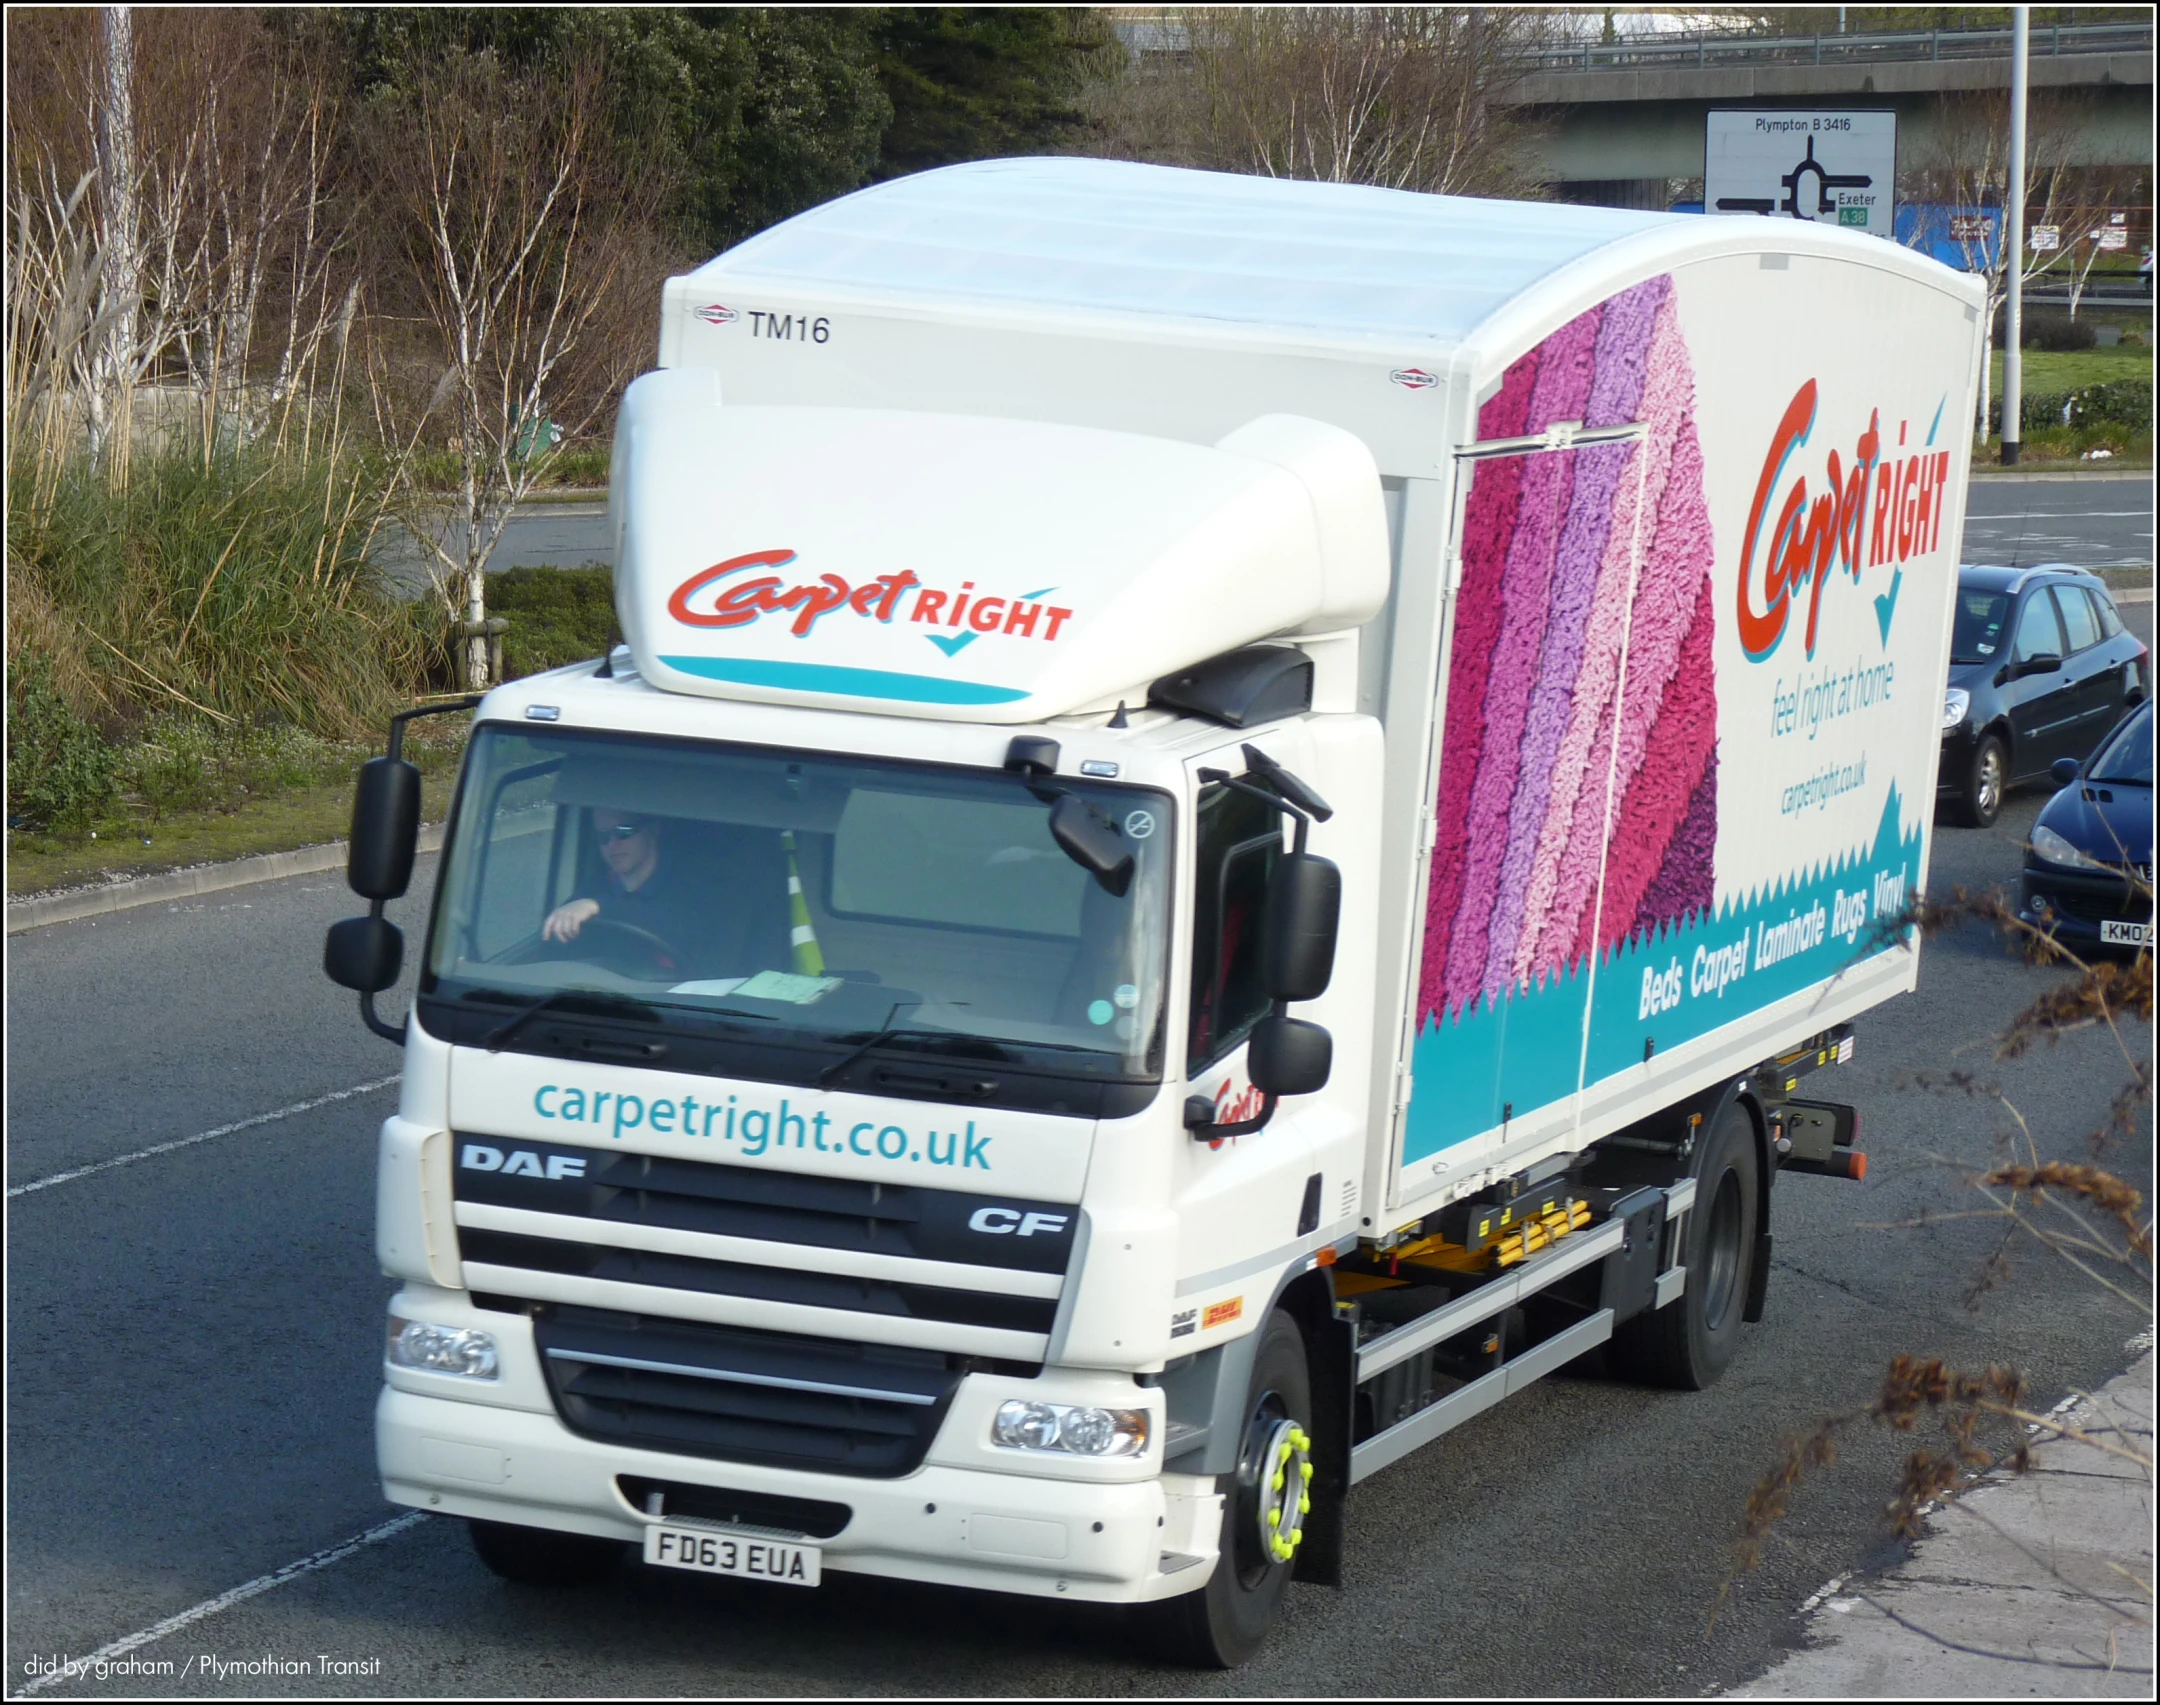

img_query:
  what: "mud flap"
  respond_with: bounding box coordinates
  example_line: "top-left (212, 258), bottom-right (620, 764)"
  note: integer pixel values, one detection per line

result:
top-left (1293, 1306), bottom-right (1357, 1587)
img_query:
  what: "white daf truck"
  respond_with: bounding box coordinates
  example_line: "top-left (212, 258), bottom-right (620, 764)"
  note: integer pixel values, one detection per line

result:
top-left (327, 159), bottom-right (1985, 1665)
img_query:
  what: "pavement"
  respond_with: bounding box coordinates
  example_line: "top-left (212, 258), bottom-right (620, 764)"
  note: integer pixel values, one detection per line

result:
top-left (1730, 1345), bottom-right (2155, 1698)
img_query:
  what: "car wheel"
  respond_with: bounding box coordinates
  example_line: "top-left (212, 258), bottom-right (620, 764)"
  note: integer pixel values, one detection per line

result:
top-left (467, 1518), bottom-right (624, 1586)
top-left (1144, 1310), bottom-right (1312, 1668)
top-left (1607, 1101), bottom-right (1760, 1391)
top-left (1958, 732), bottom-right (2008, 829)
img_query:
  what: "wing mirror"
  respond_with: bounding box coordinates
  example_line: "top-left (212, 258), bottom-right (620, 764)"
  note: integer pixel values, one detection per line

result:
top-left (1264, 852), bottom-right (1340, 1001)
top-left (1049, 794), bottom-right (1135, 896)
top-left (325, 914), bottom-right (404, 993)
top-left (347, 756), bottom-right (421, 900)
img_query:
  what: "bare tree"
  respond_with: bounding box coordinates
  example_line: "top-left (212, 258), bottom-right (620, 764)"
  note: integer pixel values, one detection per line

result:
top-left (1088, 7), bottom-right (1560, 201)
top-left (6, 9), bottom-right (358, 474)
top-left (357, 47), bottom-right (674, 690)
top-left (1900, 89), bottom-right (2090, 442)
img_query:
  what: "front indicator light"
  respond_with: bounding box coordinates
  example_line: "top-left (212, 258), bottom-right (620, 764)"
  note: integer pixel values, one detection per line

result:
top-left (992, 1399), bottom-right (1149, 1457)
top-left (388, 1317), bottom-right (499, 1379)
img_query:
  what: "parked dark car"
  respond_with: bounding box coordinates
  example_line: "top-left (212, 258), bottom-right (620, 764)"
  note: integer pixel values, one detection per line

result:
top-left (2019, 699), bottom-right (2153, 954)
top-left (1939, 564), bottom-right (2149, 827)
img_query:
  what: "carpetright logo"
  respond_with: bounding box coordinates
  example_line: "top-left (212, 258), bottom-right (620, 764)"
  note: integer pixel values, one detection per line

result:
top-left (1738, 380), bottom-right (1952, 664)
top-left (669, 549), bottom-right (1075, 656)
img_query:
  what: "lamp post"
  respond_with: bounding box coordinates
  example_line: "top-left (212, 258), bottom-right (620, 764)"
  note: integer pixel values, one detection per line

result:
top-left (2002, 6), bottom-right (2029, 465)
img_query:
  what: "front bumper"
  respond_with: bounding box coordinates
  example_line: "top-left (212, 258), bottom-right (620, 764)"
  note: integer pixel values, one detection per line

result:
top-left (379, 1386), bottom-right (1221, 1604)
top-left (2020, 864), bottom-right (2154, 949)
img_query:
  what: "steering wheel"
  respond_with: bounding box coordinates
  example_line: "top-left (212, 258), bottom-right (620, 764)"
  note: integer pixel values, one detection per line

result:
top-left (491, 917), bottom-right (685, 977)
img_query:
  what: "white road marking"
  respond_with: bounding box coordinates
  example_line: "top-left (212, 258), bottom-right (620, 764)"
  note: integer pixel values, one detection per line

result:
top-left (6, 1076), bottom-right (402, 1198)
top-left (11, 1513), bottom-right (428, 1697)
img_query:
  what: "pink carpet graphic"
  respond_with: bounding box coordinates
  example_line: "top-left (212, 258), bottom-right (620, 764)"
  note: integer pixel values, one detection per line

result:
top-left (1407, 274), bottom-right (1724, 1159)
top-left (1423, 273), bottom-right (1717, 1027)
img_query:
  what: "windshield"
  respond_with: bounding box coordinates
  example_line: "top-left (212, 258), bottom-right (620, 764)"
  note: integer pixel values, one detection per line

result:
top-left (421, 724), bottom-right (1173, 1102)
top-left (1950, 588), bottom-right (2012, 663)
top-left (2089, 703), bottom-right (2154, 787)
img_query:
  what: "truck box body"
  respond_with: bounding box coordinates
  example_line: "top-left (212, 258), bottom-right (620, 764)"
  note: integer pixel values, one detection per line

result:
top-left (362, 159), bottom-right (1983, 1636)
top-left (654, 157), bottom-right (1983, 1232)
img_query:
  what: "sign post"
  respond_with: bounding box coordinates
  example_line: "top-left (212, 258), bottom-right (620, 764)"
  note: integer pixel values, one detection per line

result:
top-left (1705, 111), bottom-right (1897, 238)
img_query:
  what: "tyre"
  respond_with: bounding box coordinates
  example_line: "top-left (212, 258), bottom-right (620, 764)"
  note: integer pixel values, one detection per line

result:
top-left (1607, 1101), bottom-right (1760, 1391)
top-left (1145, 1310), bottom-right (1313, 1668)
top-left (467, 1517), bottom-right (624, 1586)
top-left (1957, 732), bottom-right (2008, 828)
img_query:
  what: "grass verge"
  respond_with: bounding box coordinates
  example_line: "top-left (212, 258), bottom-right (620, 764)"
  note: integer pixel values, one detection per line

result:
top-left (7, 729), bottom-right (465, 898)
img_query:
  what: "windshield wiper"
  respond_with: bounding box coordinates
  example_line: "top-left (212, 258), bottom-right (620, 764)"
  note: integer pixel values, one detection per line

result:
top-left (818, 999), bottom-right (957, 1087)
top-left (483, 988), bottom-right (657, 1052)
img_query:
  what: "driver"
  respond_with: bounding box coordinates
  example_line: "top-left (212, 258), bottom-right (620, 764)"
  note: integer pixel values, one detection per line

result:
top-left (541, 808), bottom-right (791, 979)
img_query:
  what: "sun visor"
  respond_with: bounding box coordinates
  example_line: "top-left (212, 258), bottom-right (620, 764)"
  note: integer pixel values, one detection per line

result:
top-left (612, 381), bottom-right (1389, 723)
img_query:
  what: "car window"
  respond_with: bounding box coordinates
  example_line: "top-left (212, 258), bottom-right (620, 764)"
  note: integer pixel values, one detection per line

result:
top-left (2051, 586), bottom-right (2101, 654)
top-left (2088, 588), bottom-right (2125, 640)
top-left (2012, 593), bottom-right (2064, 664)
top-left (2089, 703), bottom-right (2154, 787)
top-left (1950, 588), bottom-right (2011, 661)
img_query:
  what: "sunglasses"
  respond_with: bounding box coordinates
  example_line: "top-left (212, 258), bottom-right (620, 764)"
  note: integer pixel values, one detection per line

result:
top-left (596, 820), bottom-right (649, 842)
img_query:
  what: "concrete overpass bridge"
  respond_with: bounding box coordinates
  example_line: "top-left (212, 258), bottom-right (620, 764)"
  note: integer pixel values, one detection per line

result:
top-left (1502, 21), bottom-right (2153, 207)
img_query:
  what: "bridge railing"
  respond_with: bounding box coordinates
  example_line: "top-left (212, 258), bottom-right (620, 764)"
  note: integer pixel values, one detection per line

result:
top-left (1518, 21), bottom-right (2154, 74)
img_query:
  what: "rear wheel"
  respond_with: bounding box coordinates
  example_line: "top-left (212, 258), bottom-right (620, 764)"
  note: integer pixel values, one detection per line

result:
top-left (467, 1518), bottom-right (624, 1586)
top-left (1958, 732), bottom-right (2008, 828)
top-left (1145, 1310), bottom-right (1313, 1668)
top-left (1608, 1101), bottom-right (1760, 1390)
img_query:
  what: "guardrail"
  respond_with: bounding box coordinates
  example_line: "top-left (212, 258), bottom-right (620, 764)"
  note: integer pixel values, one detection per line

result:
top-left (1517, 21), bottom-right (2154, 74)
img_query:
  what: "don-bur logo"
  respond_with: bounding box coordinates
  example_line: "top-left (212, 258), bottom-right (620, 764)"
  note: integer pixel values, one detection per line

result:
top-left (1738, 379), bottom-right (1951, 664)
top-left (670, 550), bottom-right (1075, 648)
top-left (693, 303), bottom-right (739, 326)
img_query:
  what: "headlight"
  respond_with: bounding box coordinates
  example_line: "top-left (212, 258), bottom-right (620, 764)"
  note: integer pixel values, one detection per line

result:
top-left (388, 1317), bottom-right (499, 1379)
top-left (1942, 688), bottom-right (1970, 730)
top-left (2029, 824), bottom-right (2104, 872)
top-left (991, 1399), bottom-right (1149, 1457)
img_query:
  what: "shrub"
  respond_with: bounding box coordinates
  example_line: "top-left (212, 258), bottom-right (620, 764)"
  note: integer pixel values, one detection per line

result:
top-left (1994, 309), bottom-right (2098, 352)
top-left (1988, 380), bottom-right (2154, 435)
top-left (490, 563), bottom-right (618, 678)
top-left (7, 651), bottom-right (119, 832)
top-left (116, 719), bottom-right (370, 820)
top-left (7, 442), bottom-right (434, 741)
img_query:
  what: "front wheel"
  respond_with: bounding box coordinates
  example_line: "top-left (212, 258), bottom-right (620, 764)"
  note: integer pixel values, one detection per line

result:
top-left (1957, 732), bottom-right (2008, 829)
top-left (467, 1518), bottom-right (624, 1586)
top-left (1607, 1101), bottom-right (1760, 1391)
top-left (1144, 1310), bottom-right (1313, 1668)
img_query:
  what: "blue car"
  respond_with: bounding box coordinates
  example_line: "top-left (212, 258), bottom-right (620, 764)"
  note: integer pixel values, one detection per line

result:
top-left (2020, 699), bottom-right (2154, 955)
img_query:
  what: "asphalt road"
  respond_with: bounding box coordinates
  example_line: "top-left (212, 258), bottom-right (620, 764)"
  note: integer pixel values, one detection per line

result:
top-left (1961, 474), bottom-right (2155, 571)
top-left (7, 784), bottom-right (2152, 1696)
top-left (378, 473), bottom-right (2154, 596)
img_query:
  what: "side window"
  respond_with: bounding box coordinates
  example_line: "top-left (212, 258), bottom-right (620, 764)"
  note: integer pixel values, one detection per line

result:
top-left (2012, 592), bottom-right (2064, 664)
top-left (1187, 779), bottom-right (1281, 1072)
top-left (2052, 585), bottom-right (2101, 654)
top-left (2090, 589), bottom-right (2125, 639)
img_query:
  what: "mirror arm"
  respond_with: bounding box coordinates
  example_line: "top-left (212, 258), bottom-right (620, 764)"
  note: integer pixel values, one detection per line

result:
top-left (387, 694), bottom-right (484, 762)
top-left (1198, 768), bottom-right (1315, 853)
top-left (359, 987), bottom-right (405, 1045)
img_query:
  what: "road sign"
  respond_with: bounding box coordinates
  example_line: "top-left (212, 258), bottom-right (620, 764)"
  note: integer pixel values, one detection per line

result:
top-left (1706, 111), bottom-right (1896, 238)
top-left (2030, 224), bottom-right (2060, 251)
